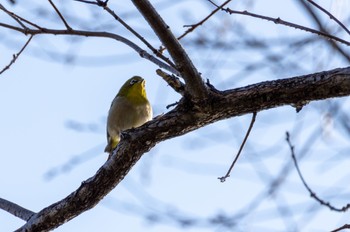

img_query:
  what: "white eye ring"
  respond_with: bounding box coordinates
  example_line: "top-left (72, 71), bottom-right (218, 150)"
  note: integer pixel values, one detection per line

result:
top-left (130, 79), bottom-right (138, 85)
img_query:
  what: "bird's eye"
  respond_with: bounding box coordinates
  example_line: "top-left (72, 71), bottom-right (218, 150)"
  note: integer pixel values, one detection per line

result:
top-left (130, 79), bottom-right (138, 85)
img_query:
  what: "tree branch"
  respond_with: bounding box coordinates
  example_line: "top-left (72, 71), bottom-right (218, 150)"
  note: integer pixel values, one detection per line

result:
top-left (218, 112), bottom-right (257, 182)
top-left (297, 0), bottom-right (350, 62)
top-left (0, 34), bottom-right (33, 75)
top-left (305, 0), bottom-right (350, 36)
top-left (211, 3), bottom-right (350, 47)
top-left (11, 66), bottom-right (350, 231)
top-left (74, 0), bottom-right (177, 70)
top-left (0, 198), bottom-right (34, 221)
top-left (131, 0), bottom-right (208, 99)
top-left (101, 4), bottom-right (177, 70)
top-left (48, 0), bottom-right (72, 30)
top-left (0, 4), bottom-right (27, 29)
top-left (0, 23), bottom-right (179, 75)
top-left (331, 224), bottom-right (350, 232)
top-left (178, 0), bottom-right (232, 41)
top-left (286, 132), bottom-right (350, 212)
top-left (156, 69), bottom-right (185, 96)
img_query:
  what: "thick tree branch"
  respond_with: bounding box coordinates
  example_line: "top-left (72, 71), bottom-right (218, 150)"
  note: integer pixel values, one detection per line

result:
top-left (0, 198), bottom-right (34, 221)
top-left (131, 0), bottom-right (208, 99)
top-left (13, 66), bottom-right (350, 231)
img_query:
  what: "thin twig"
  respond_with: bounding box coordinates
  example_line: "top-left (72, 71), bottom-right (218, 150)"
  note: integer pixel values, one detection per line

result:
top-left (0, 22), bottom-right (179, 75)
top-left (0, 5), bottom-right (42, 30)
top-left (102, 6), bottom-right (177, 70)
top-left (306, 0), bottom-right (350, 36)
top-left (0, 35), bottom-right (33, 75)
top-left (207, 1), bottom-right (350, 47)
top-left (74, 0), bottom-right (108, 7)
top-left (159, 0), bottom-right (231, 53)
top-left (0, 4), bottom-right (27, 29)
top-left (74, 0), bottom-right (177, 71)
top-left (48, 0), bottom-right (72, 30)
top-left (73, 0), bottom-right (98, 5)
top-left (178, 0), bottom-right (232, 41)
top-left (298, 0), bottom-right (350, 63)
top-left (331, 224), bottom-right (350, 232)
top-left (286, 132), bottom-right (350, 212)
top-left (218, 112), bottom-right (257, 182)
top-left (166, 102), bottom-right (178, 109)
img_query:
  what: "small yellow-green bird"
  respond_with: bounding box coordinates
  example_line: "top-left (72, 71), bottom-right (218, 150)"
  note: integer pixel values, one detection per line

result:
top-left (104, 76), bottom-right (152, 154)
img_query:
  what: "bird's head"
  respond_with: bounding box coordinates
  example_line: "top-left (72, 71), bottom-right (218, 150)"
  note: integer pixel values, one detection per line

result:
top-left (118, 76), bottom-right (148, 103)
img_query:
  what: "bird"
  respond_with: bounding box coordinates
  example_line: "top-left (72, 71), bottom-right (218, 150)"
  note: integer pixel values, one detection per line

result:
top-left (104, 76), bottom-right (152, 155)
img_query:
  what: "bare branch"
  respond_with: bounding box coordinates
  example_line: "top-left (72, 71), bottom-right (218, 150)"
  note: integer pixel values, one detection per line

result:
top-left (305, 0), bottom-right (350, 36)
top-left (48, 0), bottom-right (72, 30)
top-left (11, 66), bottom-right (350, 231)
top-left (178, 0), bottom-right (232, 41)
top-left (0, 5), bottom-right (42, 30)
top-left (0, 198), bottom-right (35, 221)
top-left (102, 5), bottom-right (177, 70)
top-left (131, 0), bottom-right (208, 99)
top-left (0, 4), bottom-right (27, 29)
top-left (297, 0), bottom-right (350, 63)
top-left (0, 35), bottom-right (33, 75)
top-left (209, 3), bottom-right (350, 47)
top-left (286, 132), bottom-right (350, 212)
top-left (331, 224), bottom-right (350, 232)
top-left (156, 69), bottom-right (185, 96)
top-left (218, 112), bottom-right (257, 182)
top-left (0, 23), bottom-right (179, 75)
top-left (73, 0), bottom-right (98, 5)
top-left (74, 0), bottom-right (177, 71)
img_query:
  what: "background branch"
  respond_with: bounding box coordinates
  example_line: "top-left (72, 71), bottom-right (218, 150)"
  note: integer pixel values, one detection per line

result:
top-left (286, 132), bottom-right (350, 212)
top-left (331, 224), bottom-right (350, 232)
top-left (297, 0), bottom-right (350, 62)
top-left (305, 0), bottom-right (350, 36)
top-left (101, 5), bottom-right (177, 69)
top-left (211, 3), bottom-right (350, 47)
top-left (0, 34), bottom-right (33, 75)
top-left (48, 0), bottom-right (72, 30)
top-left (0, 22), bottom-right (179, 75)
top-left (177, 0), bottom-right (232, 41)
